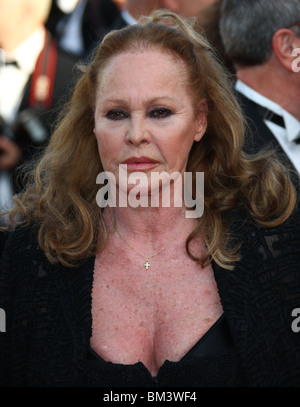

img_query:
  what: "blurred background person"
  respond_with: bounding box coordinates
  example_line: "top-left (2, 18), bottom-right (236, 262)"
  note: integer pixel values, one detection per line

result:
top-left (47, 0), bottom-right (121, 58)
top-left (109, 0), bottom-right (219, 30)
top-left (220, 0), bottom-right (300, 175)
top-left (159, 0), bottom-right (219, 18)
top-left (0, 0), bottom-right (77, 212)
top-left (45, 0), bottom-right (75, 36)
top-left (197, 0), bottom-right (234, 73)
top-left (92, 0), bottom-right (230, 69)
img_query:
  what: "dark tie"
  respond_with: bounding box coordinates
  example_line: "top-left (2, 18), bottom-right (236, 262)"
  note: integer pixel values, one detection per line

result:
top-left (256, 105), bottom-right (300, 144)
top-left (256, 105), bottom-right (285, 128)
top-left (294, 133), bottom-right (300, 145)
top-left (4, 60), bottom-right (19, 68)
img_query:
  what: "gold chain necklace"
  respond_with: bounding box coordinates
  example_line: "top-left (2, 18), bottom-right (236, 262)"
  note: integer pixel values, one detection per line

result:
top-left (110, 211), bottom-right (187, 269)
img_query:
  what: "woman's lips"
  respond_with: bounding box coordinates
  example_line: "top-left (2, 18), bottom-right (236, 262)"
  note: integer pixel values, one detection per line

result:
top-left (121, 157), bottom-right (160, 171)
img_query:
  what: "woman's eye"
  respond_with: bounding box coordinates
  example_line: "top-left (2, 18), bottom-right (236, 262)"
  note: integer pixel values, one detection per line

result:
top-left (149, 108), bottom-right (172, 119)
top-left (106, 110), bottom-right (128, 120)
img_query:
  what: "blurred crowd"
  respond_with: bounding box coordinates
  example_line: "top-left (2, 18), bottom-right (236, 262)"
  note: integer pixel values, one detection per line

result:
top-left (46, 0), bottom-right (124, 58)
top-left (0, 0), bottom-right (299, 214)
top-left (0, 0), bottom-right (124, 212)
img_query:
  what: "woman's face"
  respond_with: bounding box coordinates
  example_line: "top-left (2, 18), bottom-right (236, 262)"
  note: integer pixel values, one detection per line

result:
top-left (94, 48), bottom-right (207, 197)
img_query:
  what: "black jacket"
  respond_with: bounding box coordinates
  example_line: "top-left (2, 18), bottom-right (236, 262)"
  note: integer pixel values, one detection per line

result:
top-left (236, 91), bottom-right (297, 172)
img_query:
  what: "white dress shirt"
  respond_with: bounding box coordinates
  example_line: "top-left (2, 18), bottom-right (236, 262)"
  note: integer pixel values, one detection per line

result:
top-left (236, 80), bottom-right (300, 174)
top-left (121, 9), bottom-right (137, 25)
top-left (235, 80), bottom-right (300, 173)
top-left (0, 27), bottom-right (45, 123)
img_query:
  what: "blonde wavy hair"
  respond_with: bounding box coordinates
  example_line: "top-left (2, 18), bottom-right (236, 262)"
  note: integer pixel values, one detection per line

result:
top-left (3, 10), bottom-right (298, 269)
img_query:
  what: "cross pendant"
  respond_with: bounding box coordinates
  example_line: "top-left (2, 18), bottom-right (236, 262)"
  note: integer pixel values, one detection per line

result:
top-left (144, 259), bottom-right (150, 270)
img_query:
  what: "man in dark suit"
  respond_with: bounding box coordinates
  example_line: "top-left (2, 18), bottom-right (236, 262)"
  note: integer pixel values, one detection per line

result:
top-left (47, 0), bottom-right (121, 58)
top-left (0, 0), bottom-right (77, 208)
top-left (220, 0), bottom-right (300, 174)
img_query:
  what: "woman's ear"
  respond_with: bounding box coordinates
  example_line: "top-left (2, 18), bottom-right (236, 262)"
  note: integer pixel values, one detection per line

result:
top-left (194, 99), bottom-right (208, 142)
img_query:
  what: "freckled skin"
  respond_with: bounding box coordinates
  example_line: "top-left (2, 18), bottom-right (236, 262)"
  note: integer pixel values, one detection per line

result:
top-left (91, 233), bottom-right (223, 376)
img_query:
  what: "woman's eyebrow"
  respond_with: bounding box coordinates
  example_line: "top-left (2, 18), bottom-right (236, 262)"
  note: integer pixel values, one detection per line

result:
top-left (100, 96), bottom-right (176, 106)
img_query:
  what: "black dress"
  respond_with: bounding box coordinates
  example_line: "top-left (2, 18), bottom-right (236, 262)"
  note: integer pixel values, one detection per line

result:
top-left (75, 314), bottom-right (245, 387)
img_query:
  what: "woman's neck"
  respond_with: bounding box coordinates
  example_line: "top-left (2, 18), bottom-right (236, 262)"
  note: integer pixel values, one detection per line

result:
top-left (105, 206), bottom-right (191, 237)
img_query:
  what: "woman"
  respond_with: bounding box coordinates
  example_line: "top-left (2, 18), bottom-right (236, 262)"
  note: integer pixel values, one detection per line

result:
top-left (0, 10), bottom-right (300, 387)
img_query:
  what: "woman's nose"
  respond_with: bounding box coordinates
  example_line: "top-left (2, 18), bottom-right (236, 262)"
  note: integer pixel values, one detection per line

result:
top-left (126, 117), bottom-right (150, 146)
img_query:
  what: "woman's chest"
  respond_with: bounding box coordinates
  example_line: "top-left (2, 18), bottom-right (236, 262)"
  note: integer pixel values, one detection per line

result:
top-left (90, 254), bottom-right (223, 376)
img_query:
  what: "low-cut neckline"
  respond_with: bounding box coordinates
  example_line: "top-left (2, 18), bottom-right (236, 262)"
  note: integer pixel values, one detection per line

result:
top-left (89, 313), bottom-right (226, 379)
